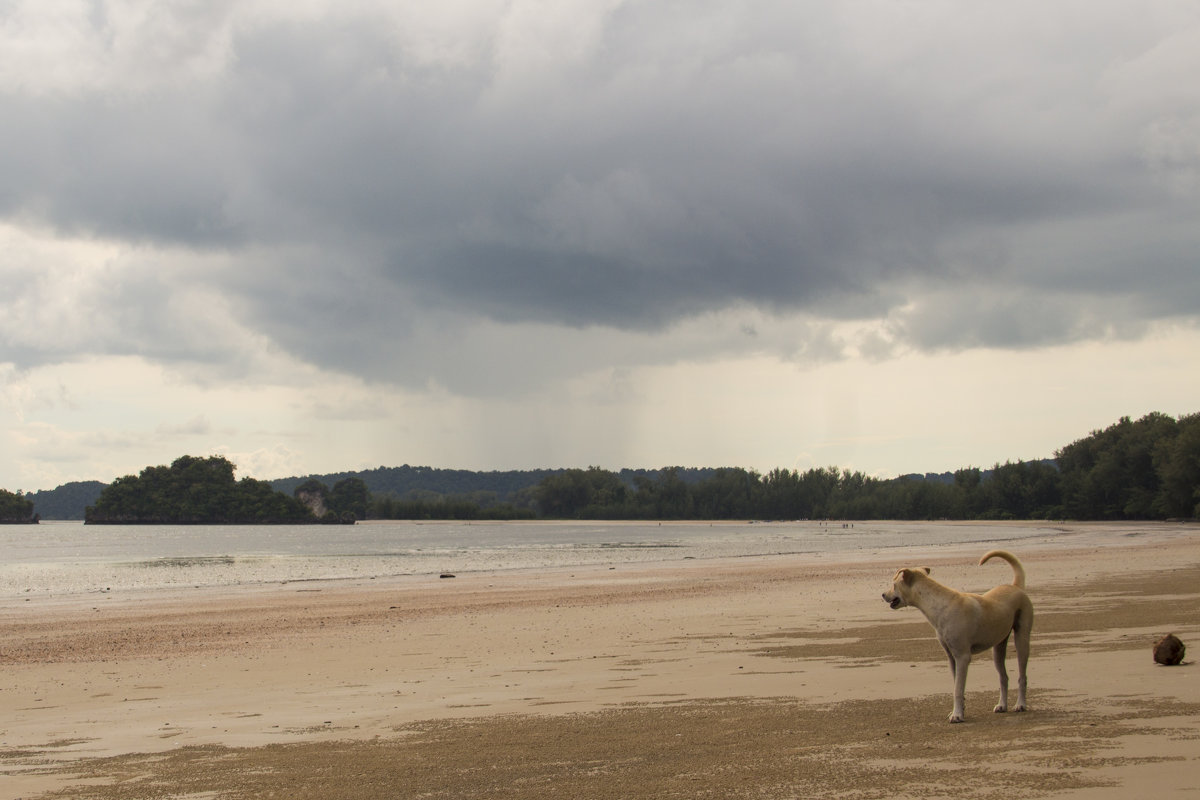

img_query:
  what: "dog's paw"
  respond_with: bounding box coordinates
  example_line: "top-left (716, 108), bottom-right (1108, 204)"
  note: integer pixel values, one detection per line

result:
top-left (948, 713), bottom-right (965, 723)
top-left (993, 704), bottom-right (1007, 713)
top-left (1013, 704), bottom-right (1028, 713)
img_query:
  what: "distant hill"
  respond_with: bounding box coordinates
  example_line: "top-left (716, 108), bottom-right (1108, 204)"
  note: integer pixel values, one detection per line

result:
top-left (269, 465), bottom-right (723, 506)
top-left (898, 471), bottom-right (956, 484)
top-left (28, 481), bottom-right (107, 520)
top-left (898, 460), bottom-right (1058, 485)
top-left (270, 465), bottom-right (561, 504)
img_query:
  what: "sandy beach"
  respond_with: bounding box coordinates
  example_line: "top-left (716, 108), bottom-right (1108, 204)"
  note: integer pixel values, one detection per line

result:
top-left (2, 521), bottom-right (1198, 799)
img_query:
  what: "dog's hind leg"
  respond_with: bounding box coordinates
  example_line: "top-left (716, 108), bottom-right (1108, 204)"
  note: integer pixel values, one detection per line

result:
top-left (992, 634), bottom-right (1010, 713)
top-left (1013, 610), bottom-right (1032, 712)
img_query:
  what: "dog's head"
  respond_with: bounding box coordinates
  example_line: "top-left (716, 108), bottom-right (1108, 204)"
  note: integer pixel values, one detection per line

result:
top-left (882, 566), bottom-right (931, 609)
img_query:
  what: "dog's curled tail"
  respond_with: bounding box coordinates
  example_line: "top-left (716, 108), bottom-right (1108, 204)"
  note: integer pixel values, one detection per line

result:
top-left (979, 550), bottom-right (1026, 588)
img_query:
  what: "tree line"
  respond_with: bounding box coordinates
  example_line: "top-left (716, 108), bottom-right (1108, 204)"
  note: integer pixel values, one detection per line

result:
top-left (527, 412), bottom-right (1198, 521)
top-left (15, 410), bottom-right (1200, 523)
top-left (0, 489), bottom-right (38, 523)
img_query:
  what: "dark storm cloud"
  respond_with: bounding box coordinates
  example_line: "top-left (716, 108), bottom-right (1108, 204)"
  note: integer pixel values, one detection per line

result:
top-left (2, 1), bottom-right (1198, 382)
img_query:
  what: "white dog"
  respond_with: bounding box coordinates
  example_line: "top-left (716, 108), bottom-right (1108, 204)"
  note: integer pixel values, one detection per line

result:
top-left (882, 550), bottom-right (1033, 723)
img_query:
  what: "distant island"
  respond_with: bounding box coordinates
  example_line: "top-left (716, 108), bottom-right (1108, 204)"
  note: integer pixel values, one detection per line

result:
top-left (0, 489), bottom-right (38, 524)
top-left (83, 455), bottom-right (365, 525)
top-left (12, 410), bottom-right (1200, 523)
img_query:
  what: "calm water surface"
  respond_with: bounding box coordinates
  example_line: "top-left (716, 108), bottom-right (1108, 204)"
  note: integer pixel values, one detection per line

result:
top-left (0, 519), bottom-right (1124, 598)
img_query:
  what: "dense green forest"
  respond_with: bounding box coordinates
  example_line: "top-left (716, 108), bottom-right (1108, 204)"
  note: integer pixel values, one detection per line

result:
top-left (85, 456), bottom-right (318, 524)
top-left (527, 412), bottom-right (1198, 521)
top-left (0, 489), bottom-right (38, 523)
top-left (17, 411), bottom-right (1200, 523)
top-left (359, 411), bottom-right (1198, 521)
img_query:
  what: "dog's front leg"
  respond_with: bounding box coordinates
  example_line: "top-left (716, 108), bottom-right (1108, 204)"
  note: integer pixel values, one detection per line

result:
top-left (992, 636), bottom-right (1010, 713)
top-left (950, 652), bottom-right (970, 723)
top-left (942, 643), bottom-right (956, 678)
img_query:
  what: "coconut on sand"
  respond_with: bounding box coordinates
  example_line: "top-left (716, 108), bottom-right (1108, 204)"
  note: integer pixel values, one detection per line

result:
top-left (1153, 633), bottom-right (1186, 665)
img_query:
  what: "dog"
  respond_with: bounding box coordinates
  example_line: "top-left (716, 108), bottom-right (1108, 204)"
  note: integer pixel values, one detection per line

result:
top-left (882, 550), bottom-right (1032, 723)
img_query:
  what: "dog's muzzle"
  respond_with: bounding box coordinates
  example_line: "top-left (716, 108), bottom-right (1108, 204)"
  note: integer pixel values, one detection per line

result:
top-left (884, 593), bottom-right (903, 609)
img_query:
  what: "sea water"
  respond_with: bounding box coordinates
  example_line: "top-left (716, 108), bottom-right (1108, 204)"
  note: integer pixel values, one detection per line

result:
top-left (0, 519), bottom-right (1109, 599)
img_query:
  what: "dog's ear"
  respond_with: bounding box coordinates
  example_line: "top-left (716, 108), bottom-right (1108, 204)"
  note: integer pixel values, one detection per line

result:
top-left (921, 567), bottom-right (931, 575)
top-left (899, 567), bottom-right (931, 585)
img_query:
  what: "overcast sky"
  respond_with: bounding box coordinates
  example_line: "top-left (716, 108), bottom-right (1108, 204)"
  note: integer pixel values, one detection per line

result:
top-left (3, 1), bottom-right (1199, 492)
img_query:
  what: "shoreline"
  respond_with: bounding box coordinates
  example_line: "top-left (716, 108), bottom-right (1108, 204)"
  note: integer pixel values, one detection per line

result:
top-left (2, 522), bottom-right (1198, 798)
top-left (4, 518), bottom-right (1187, 605)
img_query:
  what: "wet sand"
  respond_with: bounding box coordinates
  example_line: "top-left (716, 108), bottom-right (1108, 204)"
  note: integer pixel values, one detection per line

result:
top-left (2, 522), bottom-right (1199, 799)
